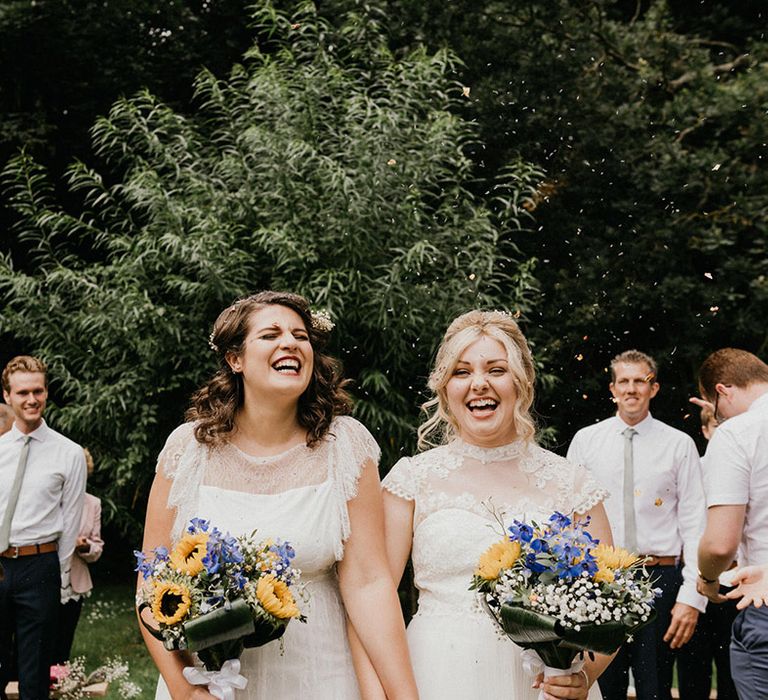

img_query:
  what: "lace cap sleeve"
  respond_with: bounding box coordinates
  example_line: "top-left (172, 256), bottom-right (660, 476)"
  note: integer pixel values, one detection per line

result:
top-left (382, 456), bottom-right (418, 501)
top-left (330, 415), bottom-right (381, 501)
top-left (156, 423), bottom-right (206, 543)
top-left (329, 416), bottom-right (381, 560)
top-left (156, 423), bottom-right (195, 478)
top-left (569, 461), bottom-right (610, 515)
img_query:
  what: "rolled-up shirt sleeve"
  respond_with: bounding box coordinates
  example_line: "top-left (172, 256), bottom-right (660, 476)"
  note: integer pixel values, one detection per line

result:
top-left (675, 438), bottom-right (708, 611)
top-left (58, 449), bottom-right (87, 568)
top-left (701, 428), bottom-right (750, 507)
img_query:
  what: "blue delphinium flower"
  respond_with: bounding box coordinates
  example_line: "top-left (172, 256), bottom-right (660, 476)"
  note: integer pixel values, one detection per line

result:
top-left (508, 520), bottom-right (534, 543)
top-left (188, 517), bottom-right (210, 533)
top-left (134, 550), bottom-right (154, 580)
top-left (153, 546), bottom-right (169, 561)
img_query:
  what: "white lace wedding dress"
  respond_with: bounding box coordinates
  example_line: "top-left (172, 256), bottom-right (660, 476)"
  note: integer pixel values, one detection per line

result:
top-left (383, 438), bottom-right (608, 700)
top-left (154, 415), bottom-right (378, 699)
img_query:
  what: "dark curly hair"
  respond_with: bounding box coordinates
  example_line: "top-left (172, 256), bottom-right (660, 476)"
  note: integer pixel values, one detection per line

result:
top-left (186, 291), bottom-right (352, 446)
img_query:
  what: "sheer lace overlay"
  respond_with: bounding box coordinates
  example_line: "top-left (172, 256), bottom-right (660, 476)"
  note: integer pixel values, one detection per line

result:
top-left (154, 416), bottom-right (379, 699)
top-left (381, 439), bottom-right (607, 700)
top-left (156, 415), bottom-right (380, 552)
top-left (384, 440), bottom-right (608, 528)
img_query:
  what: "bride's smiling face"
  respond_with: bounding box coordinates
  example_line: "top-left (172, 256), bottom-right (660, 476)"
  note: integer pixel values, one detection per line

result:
top-left (227, 305), bottom-right (314, 402)
top-left (445, 335), bottom-right (518, 447)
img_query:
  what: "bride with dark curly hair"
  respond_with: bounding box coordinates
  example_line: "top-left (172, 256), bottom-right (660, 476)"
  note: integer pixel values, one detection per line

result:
top-left (139, 291), bottom-right (417, 700)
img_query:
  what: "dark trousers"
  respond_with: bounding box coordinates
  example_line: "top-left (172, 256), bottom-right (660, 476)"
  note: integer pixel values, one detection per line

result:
top-left (598, 564), bottom-right (681, 700)
top-left (53, 598), bottom-right (83, 665)
top-left (730, 604), bottom-right (768, 699)
top-left (0, 552), bottom-right (60, 700)
top-left (676, 587), bottom-right (739, 699)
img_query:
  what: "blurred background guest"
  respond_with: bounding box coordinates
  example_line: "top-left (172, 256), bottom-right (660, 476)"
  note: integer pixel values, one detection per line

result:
top-left (0, 404), bottom-right (14, 436)
top-left (54, 447), bottom-right (103, 664)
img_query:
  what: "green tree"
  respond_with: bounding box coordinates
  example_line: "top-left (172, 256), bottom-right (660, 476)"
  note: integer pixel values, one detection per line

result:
top-left (385, 0), bottom-right (768, 441)
top-left (0, 2), bottom-right (541, 527)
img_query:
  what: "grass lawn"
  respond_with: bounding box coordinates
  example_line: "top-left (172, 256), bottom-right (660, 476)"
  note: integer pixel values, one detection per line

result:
top-left (71, 582), bottom-right (156, 699)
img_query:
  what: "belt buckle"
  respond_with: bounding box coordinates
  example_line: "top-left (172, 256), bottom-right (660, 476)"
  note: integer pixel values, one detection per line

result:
top-left (11, 546), bottom-right (19, 559)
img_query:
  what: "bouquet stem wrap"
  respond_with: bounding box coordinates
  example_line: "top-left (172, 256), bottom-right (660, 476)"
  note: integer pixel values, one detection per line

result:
top-left (520, 649), bottom-right (585, 700)
top-left (183, 659), bottom-right (247, 700)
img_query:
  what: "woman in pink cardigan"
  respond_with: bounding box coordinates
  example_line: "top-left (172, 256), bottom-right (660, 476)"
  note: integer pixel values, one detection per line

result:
top-left (55, 448), bottom-right (104, 663)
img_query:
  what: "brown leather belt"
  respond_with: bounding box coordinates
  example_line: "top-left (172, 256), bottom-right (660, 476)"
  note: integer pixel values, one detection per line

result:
top-left (639, 554), bottom-right (678, 567)
top-left (0, 541), bottom-right (58, 558)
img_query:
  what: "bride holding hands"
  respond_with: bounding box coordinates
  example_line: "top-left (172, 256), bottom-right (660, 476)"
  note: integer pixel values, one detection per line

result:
top-left (139, 291), bottom-right (418, 699)
top-left (375, 310), bottom-right (614, 699)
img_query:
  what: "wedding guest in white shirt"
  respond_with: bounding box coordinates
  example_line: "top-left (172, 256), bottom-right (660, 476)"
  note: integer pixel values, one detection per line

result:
top-left (0, 356), bottom-right (86, 700)
top-left (567, 349), bottom-right (707, 700)
top-left (695, 348), bottom-right (768, 698)
top-left (54, 447), bottom-right (104, 664)
top-left (675, 405), bottom-right (738, 699)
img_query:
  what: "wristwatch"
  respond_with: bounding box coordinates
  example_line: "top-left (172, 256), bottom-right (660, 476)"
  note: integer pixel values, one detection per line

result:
top-left (698, 570), bottom-right (718, 584)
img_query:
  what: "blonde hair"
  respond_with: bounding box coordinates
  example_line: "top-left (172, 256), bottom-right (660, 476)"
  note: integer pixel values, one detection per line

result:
top-left (2, 355), bottom-right (47, 393)
top-left (83, 448), bottom-right (95, 476)
top-left (417, 310), bottom-right (536, 449)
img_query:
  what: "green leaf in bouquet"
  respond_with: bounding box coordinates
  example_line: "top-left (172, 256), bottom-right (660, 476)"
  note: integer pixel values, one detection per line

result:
top-left (184, 598), bottom-right (256, 652)
top-left (498, 604), bottom-right (562, 644)
top-left (242, 609), bottom-right (288, 649)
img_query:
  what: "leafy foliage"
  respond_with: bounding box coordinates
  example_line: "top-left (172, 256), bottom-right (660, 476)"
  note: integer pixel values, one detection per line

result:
top-left (0, 2), bottom-right (540, 527)
top-left (385, 0), bottom-right (768, 441)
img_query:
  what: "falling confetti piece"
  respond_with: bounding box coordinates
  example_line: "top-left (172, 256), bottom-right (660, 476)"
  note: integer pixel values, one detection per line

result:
top-left (710, 305), bottom-right (719, 312)
top-left (704, 272), bottom-right (713, 280)
top-left (387, 158), bottom-right (397, 166)
top-left (643, 372), bottom-right (656, 383)
top-left (582, 335), bottom-right (589, 341)
top-left (654, 498), bottom-right (663, 507)
top-left (712, 163), bottom-right (721, 171)
top-left (514, 310), bottom-right (521, 318)
top-left (290, 23), bottom-right (301, 29)
top-left (635, 489), bottom-right (642, 497)
top-left (582, 394), bottom-right (588, 400)
top-left (468, 273), bottom-right (476, 280)
top-left (462, 86), bottom-right (471, 98)
top-left (575, 354), bottom-right (584, 361)
top-left (683, 413), bottom-right (691, 420)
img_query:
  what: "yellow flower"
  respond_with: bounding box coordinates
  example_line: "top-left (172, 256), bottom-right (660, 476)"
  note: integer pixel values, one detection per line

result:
top-left (594, 566), bottom-right (616, 584)
top-left (593, 543), bottom-right (639, 572)
top-left (151, 582), bottom-right (192, 625)
top-left (256, 574), bottom-right (301, 619)
top-left (170, 532), bottom-right (209, 576)
top-left (475, 539), bottom-right (521, 581)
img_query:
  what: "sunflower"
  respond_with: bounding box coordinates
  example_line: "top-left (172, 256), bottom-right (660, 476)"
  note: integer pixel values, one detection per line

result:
top-left (593, 543), bottom-right (639, 571)
top-left (151, 582), bottom-right (192, 625)
top-left (170, 532), bottom-right (209, 576)
top-left (475, 539), bottom-right (521, 581)
top-left (256, 574), bottom-right (301, 619)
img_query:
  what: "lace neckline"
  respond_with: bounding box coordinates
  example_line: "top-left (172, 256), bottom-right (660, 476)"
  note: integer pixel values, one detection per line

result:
top-left (448, 438), bottom-right (525, 464)
top-left (224, 440), bottom-right (310, 464)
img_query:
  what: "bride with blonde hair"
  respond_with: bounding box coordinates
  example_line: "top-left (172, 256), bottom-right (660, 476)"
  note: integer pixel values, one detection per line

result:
top-left (358, 310), bottom-right (614, 699)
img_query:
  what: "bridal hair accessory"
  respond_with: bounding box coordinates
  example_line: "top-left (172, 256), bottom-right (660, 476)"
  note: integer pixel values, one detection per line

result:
top-left (209, 332), bottom-right (219, 353)
top-left (310, 309), bottom-right (334, 333)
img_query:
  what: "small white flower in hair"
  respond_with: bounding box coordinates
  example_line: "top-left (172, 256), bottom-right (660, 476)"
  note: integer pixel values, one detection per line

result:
top-left (208, 332), bottom-right (219, 352)
top-left (311, 309), bottom-right (334, 333)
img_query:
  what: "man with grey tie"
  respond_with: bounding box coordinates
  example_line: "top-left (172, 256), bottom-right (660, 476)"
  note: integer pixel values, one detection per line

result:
top-left (567, 350), bottom-right (707, 700)
top-left (0, 356), bottom-right (86, 700)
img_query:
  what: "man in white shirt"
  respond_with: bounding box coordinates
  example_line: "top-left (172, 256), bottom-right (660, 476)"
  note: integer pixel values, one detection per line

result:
top-left (0, 356), bottom-right (86, 700)
top-left (567, 350), bottom-right (707, 700)
top-left (695, 348), bottom-right (768, 698)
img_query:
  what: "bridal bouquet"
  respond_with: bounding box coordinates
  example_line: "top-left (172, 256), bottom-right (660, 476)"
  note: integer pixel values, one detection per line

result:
top-left (136, 518), bottom-right (304, 696)
top-left (471, 512), bottom-right (658, 693)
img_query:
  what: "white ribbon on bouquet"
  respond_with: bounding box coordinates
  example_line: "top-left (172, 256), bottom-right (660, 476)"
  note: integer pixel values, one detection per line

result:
top-left (521, 649), bottom-right (586, 700)
top-left (183, 659), bottom-right (248, 699)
